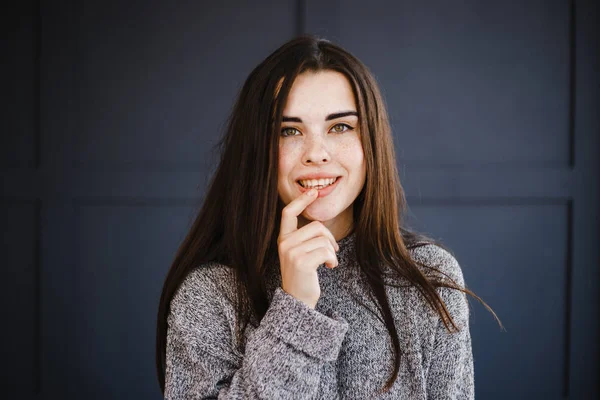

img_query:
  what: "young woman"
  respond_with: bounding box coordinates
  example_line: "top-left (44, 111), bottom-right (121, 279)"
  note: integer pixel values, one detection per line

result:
top-left (156, 35), bottom-right (497, 399)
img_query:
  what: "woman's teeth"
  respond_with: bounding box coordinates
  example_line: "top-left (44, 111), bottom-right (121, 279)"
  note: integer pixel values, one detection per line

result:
top-left (298, 177), bottom-right (337, 189)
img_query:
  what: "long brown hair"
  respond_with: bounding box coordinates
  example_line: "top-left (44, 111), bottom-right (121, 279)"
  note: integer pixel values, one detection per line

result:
top-left (156, 35), bottom-right (500, 395)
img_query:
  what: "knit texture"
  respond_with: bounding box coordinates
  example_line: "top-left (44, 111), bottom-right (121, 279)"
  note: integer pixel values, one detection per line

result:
top-left (164, 233), bottom-right (473, 399)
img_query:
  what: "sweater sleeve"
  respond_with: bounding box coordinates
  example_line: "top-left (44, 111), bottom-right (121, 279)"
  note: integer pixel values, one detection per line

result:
top-left (164, 267), bottom-right (349, 399)
top-left (425, 249), bottom-right (474, 400)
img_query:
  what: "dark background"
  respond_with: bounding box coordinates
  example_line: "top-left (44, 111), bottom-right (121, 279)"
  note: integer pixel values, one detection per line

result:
top-left (2, 1), bottom-right (599, 399)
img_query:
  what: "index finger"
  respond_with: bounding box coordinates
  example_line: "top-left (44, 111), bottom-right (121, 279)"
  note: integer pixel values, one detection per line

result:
top-left (279, 188), bottom-right (318, 235)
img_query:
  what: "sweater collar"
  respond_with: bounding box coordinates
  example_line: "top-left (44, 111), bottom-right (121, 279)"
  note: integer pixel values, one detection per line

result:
top-left (336, 230), bottom-right (356, 258)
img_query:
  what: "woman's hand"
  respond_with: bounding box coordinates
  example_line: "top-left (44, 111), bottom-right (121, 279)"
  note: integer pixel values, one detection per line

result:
top-left (277, 189), bottom-right (340, 309)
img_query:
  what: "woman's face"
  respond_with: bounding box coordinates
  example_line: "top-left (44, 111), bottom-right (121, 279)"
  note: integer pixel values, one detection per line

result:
top-left (277, 70), bottom-right (366, 239)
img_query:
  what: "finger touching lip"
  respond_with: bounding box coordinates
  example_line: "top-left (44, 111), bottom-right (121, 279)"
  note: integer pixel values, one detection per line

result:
top-left (295, 177), bottom-right (341, 198)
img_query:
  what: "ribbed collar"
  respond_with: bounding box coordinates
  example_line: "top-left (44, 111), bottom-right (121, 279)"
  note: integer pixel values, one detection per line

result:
top-left (337, 230), bottom-right (356, 247)
top-left (335, 230), bottom-right (356, 260)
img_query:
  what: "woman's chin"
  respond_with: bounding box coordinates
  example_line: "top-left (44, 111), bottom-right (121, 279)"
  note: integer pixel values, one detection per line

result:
top-left (302, 209), bottom-right (338, 224)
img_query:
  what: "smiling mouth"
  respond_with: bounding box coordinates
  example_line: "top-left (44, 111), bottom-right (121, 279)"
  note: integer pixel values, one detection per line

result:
top-left (297, 177), bottom-right (340, 190)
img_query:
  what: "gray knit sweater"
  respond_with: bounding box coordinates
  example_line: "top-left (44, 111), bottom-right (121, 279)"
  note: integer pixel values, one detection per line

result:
top-left (164, 233), bottom-right (474, 399)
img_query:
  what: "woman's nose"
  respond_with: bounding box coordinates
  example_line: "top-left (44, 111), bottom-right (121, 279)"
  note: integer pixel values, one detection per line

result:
top-left (302, 137), bottom-right (331, 165)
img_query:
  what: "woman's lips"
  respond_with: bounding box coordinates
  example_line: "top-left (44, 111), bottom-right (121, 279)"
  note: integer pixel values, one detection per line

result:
top-left (296, 177), bottom-right (341, 198)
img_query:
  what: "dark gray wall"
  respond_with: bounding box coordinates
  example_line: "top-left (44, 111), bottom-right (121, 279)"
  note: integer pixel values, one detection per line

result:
top-left (2, 1), bottom-right (598, 399)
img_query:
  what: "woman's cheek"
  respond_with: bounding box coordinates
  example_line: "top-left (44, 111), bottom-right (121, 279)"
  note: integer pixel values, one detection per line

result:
top-left (278, 143), bottom-right (301, 185)
top-left (278, 142), bottom-right (289, 164)
top-left (337, 136), bottom-right (364, 161)
top-left (279, 142), bottom-right (302, 165)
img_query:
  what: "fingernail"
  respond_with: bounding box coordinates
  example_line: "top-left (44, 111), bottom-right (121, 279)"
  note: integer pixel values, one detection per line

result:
top-left (307, 189), bottom-right (317, 196)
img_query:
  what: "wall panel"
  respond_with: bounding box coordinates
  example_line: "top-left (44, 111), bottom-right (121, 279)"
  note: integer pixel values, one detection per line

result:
top-left (74, 201), bottom-right (197, 398)
top-left (333, 0), bottom-right (570, 167)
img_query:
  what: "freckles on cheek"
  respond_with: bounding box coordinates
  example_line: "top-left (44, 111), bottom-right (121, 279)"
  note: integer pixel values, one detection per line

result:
top-left (279, 143), bottom-right (302, 170)
top-left (278, 145), bottom-right (290, 172)
top-left (278, 146), bottom-right (298, 191)
top-left (337, 137), bottom-right (365, 162)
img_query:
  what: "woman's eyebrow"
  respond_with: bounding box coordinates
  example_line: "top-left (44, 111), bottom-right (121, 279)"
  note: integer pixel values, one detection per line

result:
top-left (282, 111), bottom-right (358, 123)
top-left (326, 111), bottom-right (358, 121)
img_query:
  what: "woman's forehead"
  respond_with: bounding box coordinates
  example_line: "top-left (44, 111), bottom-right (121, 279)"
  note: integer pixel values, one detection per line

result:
top-left (282, 71), bottom-right (357, 120)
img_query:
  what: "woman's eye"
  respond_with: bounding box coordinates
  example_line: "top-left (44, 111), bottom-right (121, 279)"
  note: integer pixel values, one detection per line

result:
top-left (330, 123), bottom-right (353, 133)
top-left (281, 127), bottom-right (300, 137)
